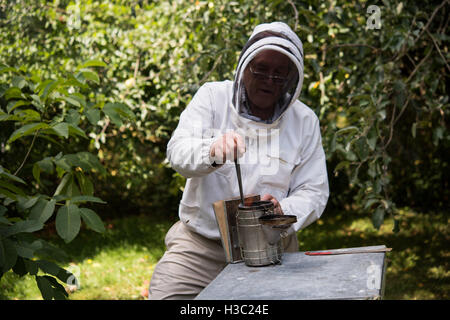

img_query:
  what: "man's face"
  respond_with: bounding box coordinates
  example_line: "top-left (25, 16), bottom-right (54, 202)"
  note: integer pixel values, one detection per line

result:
top-left (243, 49), bottom-right (291, 111)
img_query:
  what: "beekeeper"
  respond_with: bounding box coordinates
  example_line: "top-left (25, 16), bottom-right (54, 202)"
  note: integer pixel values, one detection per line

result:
top-left (148, 22), bottom-right (329, 300)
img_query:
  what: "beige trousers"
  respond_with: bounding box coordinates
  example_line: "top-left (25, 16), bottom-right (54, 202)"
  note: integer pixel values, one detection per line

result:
top-left (148, 220), bottom-right (299, 300)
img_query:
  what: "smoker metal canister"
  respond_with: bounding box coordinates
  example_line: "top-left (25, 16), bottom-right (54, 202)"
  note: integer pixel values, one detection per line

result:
top-left (236, 200), bottom-right (282, 266)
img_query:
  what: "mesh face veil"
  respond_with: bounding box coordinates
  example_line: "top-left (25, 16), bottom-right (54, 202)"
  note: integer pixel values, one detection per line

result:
top-left (232, 22), bottom-right (304, 124)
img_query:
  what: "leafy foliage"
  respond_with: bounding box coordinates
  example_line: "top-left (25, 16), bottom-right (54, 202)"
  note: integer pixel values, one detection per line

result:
top-left (0, 60), bottom-right (134, 298)
top-left (0, 0), bottom-right (448, 299)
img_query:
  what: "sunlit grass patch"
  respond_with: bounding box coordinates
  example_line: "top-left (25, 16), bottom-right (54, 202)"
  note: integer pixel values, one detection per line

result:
top-left (0, 214), bottom-right (173, 300)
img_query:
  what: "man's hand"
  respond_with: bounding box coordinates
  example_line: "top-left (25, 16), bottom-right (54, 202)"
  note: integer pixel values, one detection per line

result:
top-left (261, 194), bottom-right (283, 215)
top-left (210, 131), bottom-right (246, 165)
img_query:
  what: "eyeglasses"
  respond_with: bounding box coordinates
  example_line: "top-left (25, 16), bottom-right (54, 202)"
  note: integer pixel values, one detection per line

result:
top-left (249, 66), bottom-right (289, 84)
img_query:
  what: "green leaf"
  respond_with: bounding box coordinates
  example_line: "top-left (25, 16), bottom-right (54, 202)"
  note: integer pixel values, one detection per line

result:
top-left (355, 138), bottom-right (369, 161)
top-left (334, 161), bottom-right (350, 173)
top-left (79, 69), bottom-right (100, 84)
top-left (67, 123), bottom-right (88, 139)
top-left (103, 102), bottom-right (135, 127)
top-left (76, 59), bottom-right (107, 70)
top-left (32, 163), bottom-right (40, 183)
top-left (0, 65), bottom-right (17, 75)
top-left (55, 204), bottom-right (81, 243)
top-left (63, 74), bottom-right (88, 89)
top-left (103, 104), bottom-right (123, 126)
top-left (7, 122), bottom-right (48, 143)
top-left (51, 122), bottom-right (69, 139)
top-left (371, 207), bottom-right (385, 230)
top-left (65, 109), bottom-right (81, 126)
top-left (79, 208), bottom-right (105, 233)
top-left (16, 195), bottom-right (40, 211)
top-left (24, 258), bottom-right (38, 275)
top-left (15, 108), bottom-right (41, 122)
top-left (12, 76), bottom-right (27, 89)
top-left (35, 275), bottom-right (54, 300)
top-left (6, 100), bottom-right (29, 114)
top-left (75, 172), bottom-right (94, 196)
top-left (4, 87), bottom-right (24, 100)
top-left (67, 93), bottom-right (87, 108)
top-left (30, 94), bottom-right (44, 112)
top-left (65, 177), bottom-right (81, 197)
top-left (36, 275), bottom-right (68, 300)
top-left (36, 157), bottom-right (54, 174)
top-left (0, 166), bottom-right (26, 184)
top-left (66, 152), bottom-right (106, 174)
top-left (13, 257), bottom-right (27, 276)
top-left (29, 199), bottom-right (56, 223)
top-left (335, 126), bottom-right (359, 136)
top-left (34, 241), bottom-right (68, 261)
top-left (0, 188), bottom-right (17, 200)
top-left (367, 126), bottom-right (378, 151)
top-left (13, 239), bottom-right (43, 259)
top-left (85, 107), bottom-right (100, 125)
top-left (62, 96), bottom-right (81, 108)
top-left (0, 238), bottom-right (17, 273)
top-left (2, 219), bottom-right (44, 237)
top-left (0, 112), bottom-right (20, 122)
top-left (0, 179), bottom-right (26, 196)
top-left (40, 79), bottom-right (62, 102)
top-left (392, 219), bottom-right (400, 233)
top-left (70, 195), bottom-right (106, 204)
top-left (367, 161), bottom-right (377, 178)
top-left (54, 173), bottom-right (72, 196)
top-left (37, 260), bottom-right (72, 283)
top-left (54, 157), bottom-right (72, 172)
top-left (364, 198), bottom-right (379, 210)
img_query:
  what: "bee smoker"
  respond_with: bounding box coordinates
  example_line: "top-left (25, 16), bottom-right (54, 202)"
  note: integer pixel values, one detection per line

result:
top-left (232, 157), bottom-right (297, 266)
top-left (236, 200), bottom-right (297, 267)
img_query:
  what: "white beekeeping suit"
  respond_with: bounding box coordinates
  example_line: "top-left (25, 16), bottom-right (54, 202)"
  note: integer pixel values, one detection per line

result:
top-left (167, 21), bottom-right (329, 239)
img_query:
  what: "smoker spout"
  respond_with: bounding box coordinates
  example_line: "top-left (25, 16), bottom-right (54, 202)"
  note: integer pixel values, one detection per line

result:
top-left (259, 215), bottom-right (297, 245)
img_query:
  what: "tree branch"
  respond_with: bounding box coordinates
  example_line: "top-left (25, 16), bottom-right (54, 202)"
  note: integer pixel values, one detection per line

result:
top-left (394, 0), bottom-right (448, 62)
top-left (384, 95), bottom-right (411, 149)
top-left (414, 0), bottom-right (449, 44)
top-left (14, 129), bottom-right (40, 176)
top-left (95, 119), bottom-right (110, 148)
top-left (393, 95), bottom-right (411, 126)
top-left (384, 105), bottom-right (397, 150)
top-left (133, 54), bottom-right (140, 79)
top-left (406, 47), bottom-right (433, 82)
top-left (199, 53), bottom-right (223, 85)
top-left (426, 28), bottom-right (450, 72)
top-left (287, 0), bottom-right (299, 31)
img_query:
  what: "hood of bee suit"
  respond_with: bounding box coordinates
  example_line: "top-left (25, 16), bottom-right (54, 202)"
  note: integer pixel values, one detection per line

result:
top-left (232, 22), bottom-right (304, 124)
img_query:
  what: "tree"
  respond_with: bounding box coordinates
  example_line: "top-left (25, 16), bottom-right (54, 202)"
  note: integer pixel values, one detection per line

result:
top-left (0, 59), bottom-right (135, 298)
top-left (1, 0), bottom-right (448, 299)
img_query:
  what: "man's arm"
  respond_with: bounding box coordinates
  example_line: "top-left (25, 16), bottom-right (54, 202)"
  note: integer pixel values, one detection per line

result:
top-left (167, 84), bottom-right (217, 178)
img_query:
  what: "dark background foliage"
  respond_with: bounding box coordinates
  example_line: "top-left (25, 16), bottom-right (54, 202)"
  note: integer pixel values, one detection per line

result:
top-left (0, 0), bottom-right (448, 299)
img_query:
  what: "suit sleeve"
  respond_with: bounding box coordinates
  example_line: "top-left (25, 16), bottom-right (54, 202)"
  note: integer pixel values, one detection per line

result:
top-left (279, 116), bottom-right (329, 231)
top-left (166, 83), bottom-right (219, 178)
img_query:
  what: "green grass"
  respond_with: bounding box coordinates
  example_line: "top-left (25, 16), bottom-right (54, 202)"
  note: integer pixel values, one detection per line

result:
top-left (0, 214), bottom-right (174, 300)
top-left (0, 208), bottom-right (448, 300)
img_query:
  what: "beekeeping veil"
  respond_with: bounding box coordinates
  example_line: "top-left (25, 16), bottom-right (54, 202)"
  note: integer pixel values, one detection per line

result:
top-left (232, 22), bottom-right (304, 124)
